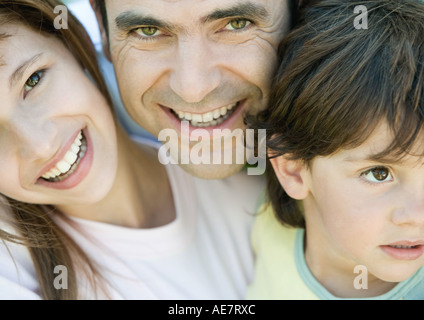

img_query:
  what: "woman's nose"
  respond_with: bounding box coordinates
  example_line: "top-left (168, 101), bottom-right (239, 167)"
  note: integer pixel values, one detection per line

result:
top-left (10, 118), bottom-right (58, 161)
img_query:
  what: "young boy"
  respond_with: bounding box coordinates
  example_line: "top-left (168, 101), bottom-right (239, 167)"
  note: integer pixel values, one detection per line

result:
top-left (247, 0), bottom-right (424, 299)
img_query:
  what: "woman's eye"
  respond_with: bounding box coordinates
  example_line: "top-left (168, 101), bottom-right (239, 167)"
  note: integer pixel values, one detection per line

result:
top-left (134, 26), bottom-right (161, 38)
top-left (225, 19), bottom-right (252, 31)
top-left (361, 166), bottom-right (393, 183)
top-left (24, 71), bottom-right (43, 93)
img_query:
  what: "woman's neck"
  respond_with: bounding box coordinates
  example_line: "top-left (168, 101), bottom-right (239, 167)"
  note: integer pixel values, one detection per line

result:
top-left (57, 126), bottom-right (175, 228)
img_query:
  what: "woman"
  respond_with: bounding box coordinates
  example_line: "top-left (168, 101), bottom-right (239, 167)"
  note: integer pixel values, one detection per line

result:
top-left (0, 0), bottom-right (174, 299)
top-left (0, 0), bottom-right (258, 300)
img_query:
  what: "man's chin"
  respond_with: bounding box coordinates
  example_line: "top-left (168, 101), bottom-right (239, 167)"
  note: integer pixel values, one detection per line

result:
top-left (179, 163), bottom-right (246, 180)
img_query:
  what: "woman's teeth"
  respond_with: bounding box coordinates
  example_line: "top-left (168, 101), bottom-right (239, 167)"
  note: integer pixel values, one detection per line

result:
top-left (41, 131), bottom-right (87, 182)
top-left (174, 103), bottom-right (237, 128)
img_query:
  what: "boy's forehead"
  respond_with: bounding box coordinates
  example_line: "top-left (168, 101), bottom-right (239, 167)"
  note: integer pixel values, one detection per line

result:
top-left (334, 123), bottom-right (424, 166)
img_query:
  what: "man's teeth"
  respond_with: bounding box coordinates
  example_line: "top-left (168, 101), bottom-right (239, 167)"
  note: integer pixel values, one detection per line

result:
top-left (41, 131), bottom-right (86, 181)
top-left (175, 103), bottom-right (237, 127)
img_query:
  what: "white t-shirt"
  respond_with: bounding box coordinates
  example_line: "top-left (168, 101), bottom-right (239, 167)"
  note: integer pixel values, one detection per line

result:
top-left (0, 138), bottom-right (265, 300)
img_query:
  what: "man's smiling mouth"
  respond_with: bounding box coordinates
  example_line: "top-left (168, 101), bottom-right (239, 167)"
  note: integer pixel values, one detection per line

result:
top-left (41, 131), bottom-right (87, 182)
top-left (170, 102), bottom-right (239, 128)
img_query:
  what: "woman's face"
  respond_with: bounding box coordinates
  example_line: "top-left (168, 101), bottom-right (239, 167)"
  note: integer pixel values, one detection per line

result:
top-left (0, 23), bottom-right (118, 206)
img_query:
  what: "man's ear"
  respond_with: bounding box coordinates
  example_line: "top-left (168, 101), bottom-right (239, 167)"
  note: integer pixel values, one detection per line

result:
top-left (89, 0), bottom-right (112, 62)
top-left (269, 153), bottom-right (309, 200)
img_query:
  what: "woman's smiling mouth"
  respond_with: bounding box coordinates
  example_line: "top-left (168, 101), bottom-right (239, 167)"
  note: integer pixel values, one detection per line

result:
top-left (41, 130), bottom-right (87, 183)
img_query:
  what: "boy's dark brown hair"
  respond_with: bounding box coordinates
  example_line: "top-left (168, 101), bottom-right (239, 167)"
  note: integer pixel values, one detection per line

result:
top-left (253, 0), bottom-right (424, 228)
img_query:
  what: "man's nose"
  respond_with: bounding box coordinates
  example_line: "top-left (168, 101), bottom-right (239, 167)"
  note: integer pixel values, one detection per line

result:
top-left (169, 36), bottom-right (221, 104)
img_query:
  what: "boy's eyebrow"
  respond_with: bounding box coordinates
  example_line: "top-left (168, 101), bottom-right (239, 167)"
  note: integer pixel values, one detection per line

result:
top-left (9, 53), bottom-right (44, 89)
top-left (115, 2), bottom-right (270, 32)
top-left (342, 154), bottom-right (404, 165)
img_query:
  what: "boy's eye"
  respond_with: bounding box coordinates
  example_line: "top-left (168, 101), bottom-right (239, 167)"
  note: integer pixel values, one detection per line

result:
top-left (362, 166), bottom-right (393, 183)
top-left (225, 19), bottom-right (251, 31)
top-left (24, 71), bottom-right (43, 92)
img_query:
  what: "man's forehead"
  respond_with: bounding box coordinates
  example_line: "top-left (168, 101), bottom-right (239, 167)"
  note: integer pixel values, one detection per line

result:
top-left (105, 0), bottom-right (290, 36)
top-left (105, 0), bottom-right (286, 19)
top-left (105, 0), bottom-right (283, 7)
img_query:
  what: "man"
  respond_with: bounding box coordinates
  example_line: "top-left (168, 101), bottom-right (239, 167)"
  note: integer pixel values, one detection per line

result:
top-left (86, 0), bottom-right (301, 299)
top-left (90, 0), bottom-right (299, 179)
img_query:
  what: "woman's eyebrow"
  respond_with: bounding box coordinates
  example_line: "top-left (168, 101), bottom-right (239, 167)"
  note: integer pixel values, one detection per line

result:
top-left (0, 33), bottom-right (11, 67)
top-left (9, 53), bottom-right (44, 89)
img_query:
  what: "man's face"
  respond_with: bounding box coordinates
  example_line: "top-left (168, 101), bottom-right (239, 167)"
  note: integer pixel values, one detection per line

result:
top-left (101, 0), bottom-right (291, 179)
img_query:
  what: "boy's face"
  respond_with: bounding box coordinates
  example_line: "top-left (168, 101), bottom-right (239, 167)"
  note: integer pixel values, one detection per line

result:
top-left (300, 123), bottom-right (424, 290)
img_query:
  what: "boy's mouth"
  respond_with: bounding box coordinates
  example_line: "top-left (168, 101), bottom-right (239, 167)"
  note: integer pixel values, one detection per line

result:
top-left (381, 241), bottom-right (424, 260)
top-left (388, 245), bottom-right (420, 249)
top-left (41, 131), bottom-right (87, 183)
top-left (170, 102), bottom-right (239, 128)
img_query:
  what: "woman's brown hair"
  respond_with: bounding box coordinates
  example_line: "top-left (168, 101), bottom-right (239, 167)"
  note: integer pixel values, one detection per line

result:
top-left (251, 0), bottom-right (424, 228)
top-left (0, 0), bottom-right (113, 299)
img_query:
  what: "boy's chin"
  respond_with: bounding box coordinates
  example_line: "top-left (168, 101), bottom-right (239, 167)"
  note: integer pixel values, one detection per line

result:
top-left (372, 264), bottom-right (422, 284)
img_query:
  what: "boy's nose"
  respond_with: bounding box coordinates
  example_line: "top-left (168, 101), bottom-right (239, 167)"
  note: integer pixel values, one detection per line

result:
top-left (169, 37), bottom-right (221, 104)
top-left (391, 192), bottom-right (424, 227)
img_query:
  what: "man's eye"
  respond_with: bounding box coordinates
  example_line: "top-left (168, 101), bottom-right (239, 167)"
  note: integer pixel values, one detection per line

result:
top-left (361, 166), bottom-right (393, 183)
top-left (225, 19), bottom-right (251, 31)
top-left (24, 71), bottom-right (43, 93)
top-left (134, 26), bottom-right (161, 37)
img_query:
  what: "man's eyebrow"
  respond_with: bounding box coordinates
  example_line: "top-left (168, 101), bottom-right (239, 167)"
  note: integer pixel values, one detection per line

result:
top-left (115, 12), bottom-right (173, 31)
top-left (9, 53), bottom-right (44, 89)
top-left (202, 3), bottom-right (270, 23)
top-left (115, 2), bottom-right (270, 33)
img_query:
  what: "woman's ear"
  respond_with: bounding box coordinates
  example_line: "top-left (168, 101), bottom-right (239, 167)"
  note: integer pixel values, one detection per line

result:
top-left (269, 152), bottom-right (310, 200)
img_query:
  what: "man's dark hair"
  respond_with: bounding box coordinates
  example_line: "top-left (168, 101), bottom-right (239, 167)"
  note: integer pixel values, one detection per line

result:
top-left (93, 0), bottom-right (108, 34)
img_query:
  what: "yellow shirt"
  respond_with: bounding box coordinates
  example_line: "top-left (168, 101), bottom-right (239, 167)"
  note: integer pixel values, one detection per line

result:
top-left (246, 205), bottom-right (318, 300)
top-left (246, 204), bottom-right (424, 300)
